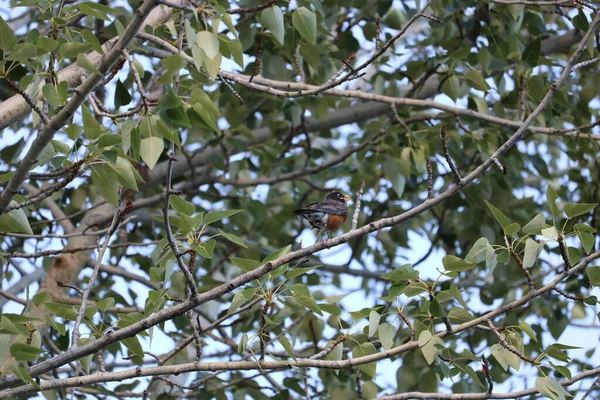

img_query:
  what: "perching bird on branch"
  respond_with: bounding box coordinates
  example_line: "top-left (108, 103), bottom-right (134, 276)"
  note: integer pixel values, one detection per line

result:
top-left (294, 192), bottom-right (352, 241)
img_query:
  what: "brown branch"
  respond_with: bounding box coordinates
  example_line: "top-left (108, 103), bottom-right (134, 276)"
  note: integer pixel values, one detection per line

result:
top-left (308, 335), bottom-right (348, 360)
top-left (351, 179), bottom-right (367, 230)
top-left (399, 310), bottom-right (416, 341)
top-left (510, 249), bottom-right (535, 291)
top-left (226, 0), bottom-right (276, 15)
top-left (439, 124), bottom-right (462, 183)
top-left (557, 234), bottom-right (571, 271)
top-left (56, 281), bottom-right (84, 296)
top-left (1, 77), bottom-right (49, 125)
top-left (485, 319), bottom-right (536, 364)
top-left (259, 297), bottom-right (272, 361)
top-left (519, 75), bottom-right (526, 122)
top-left (249, 32), bottom-right (263, 83)
top-left (426, 160), bottom-right (433, 199)
top-left (481, 355), bottom-right (493, 394)
top-left (552, 286), bottom-right (584, 301)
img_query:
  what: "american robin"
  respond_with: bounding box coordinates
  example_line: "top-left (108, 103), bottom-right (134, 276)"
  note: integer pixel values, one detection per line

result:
top-left (294, 192), bottom-right (353, 240)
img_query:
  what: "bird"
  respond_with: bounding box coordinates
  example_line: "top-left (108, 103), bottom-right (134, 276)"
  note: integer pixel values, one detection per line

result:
top-left (293, 192), bottom-right (353, 241)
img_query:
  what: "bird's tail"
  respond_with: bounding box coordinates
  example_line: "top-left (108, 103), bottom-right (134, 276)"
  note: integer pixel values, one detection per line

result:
top-left (293, 209), bottom-right (311, 216)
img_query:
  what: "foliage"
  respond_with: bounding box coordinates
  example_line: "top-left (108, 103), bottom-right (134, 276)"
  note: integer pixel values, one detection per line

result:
top-left (0, 0), bottom-right (600, 399)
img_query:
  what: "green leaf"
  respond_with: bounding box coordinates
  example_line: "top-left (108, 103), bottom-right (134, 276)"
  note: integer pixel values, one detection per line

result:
top-left (81, 29), bottom-right (103, 54)
top-left (196, 31), bottom-right (219, 59)
top-left (91, 165), bottom-right (119, 206)
top-left (522, 37), bottom-right (541, 67)
top-left (519, 321), bottom-right (538, 343)
top-left (382, 157), bottom-right (406, 198)
top-left (230, 257), bottom-right (262, 272)
top-left (110, 157), bottom-right (139, 191)
top-left (575, 223), bottom-right (596, 254)
top-left (285, 265), bottom-right (320, 280)
top-left (227, 287), bottom-right (256, 315)
top-left (536, 376), bottom-right (573, 400)
top-left (564, 203), bottom-right (597, 218)
top-left (522, 239), bottom-right (542, 269)
top-left (0, 205), bottom-right (33, 234)
top-left (418, 330), bottom-right (432, 347)
top-left (484, 200), bottom-right (511, 230)
top-left (82, 105), bottom-right (105, 139)
top-left (122, 336), bottom-right (144, 359)
top-left (586, 266), bottom-right (600, 286)
top-left (466, 237), bottom-right (490, 264)
top-left (319, 303), bottom-right (341, 316)
top-left (368, 310), bottom-right (380, 338)
top-left (114, 79), bottom-right (132, 107)
top-left (96, 298), bottom-right (115, 313)
top-left (42, 81), bottom-right (68, 109)
top-left (194, 239), bottom-right (216, 259)
top-left (541, 226), bottom-right (558, 240)
top-left (58, 42), bottom-right (94, 59)
top-left (263, 244), bottom-right (292, 263)
top-left (238, 332), bottom-right (248, 354)
top-left (418, 331), bottom-right (443, 365)
top-left (447, 307), bottom-right (474, 324)
top-left (171, 195), bottom-right (195, 216)
top-left (192, 103), bottom-right (219, 132)
top-left (442, 255), bottom-right (475, 272)
top-left (380, 263), bottom-right (418, 280)
top-left (505, 222), bottom-right (521, 236)
top-left (204, 210), bottom-right (243, 225)
top-left (204, 52), bottom-right (222, 80)
top-left (279, 335), bottom-right (296, 361)
top-left (378, 323), bottom-right (395, 350)
top-left (465, 70), bottom-right (489, 91)
top-left (441, 75), bottom-right (459, 102)
top-left (546, 186), bottom-right (560, 216)
top-left (33, 292), bottom-right (50, 307)
top-left (190, 89), bottom-right (220, 116)
top-left (450, 283), bottom-right (468, 309)
top-left (261, 6), bottom-right (285, 45)
top-left (0, 16), bottom-right (17, 51)
top-left (292, 7), bottom-right (317, 45)
top-left (140, 137), bottom-right (163, 170)
top-left (352, 342), bottom-right (377, 378)
top-left (218, 229), bottom-right (247, 248)
top-left (292, 292), bottom-right (322, 316)
top-left (10, 344), bottom-right (43, 362)
top-left (78, 1), bottom-right (116, 21)
top-left (522, 213), bottom-right (546, 234)
top-left (491, 344), bottom-right (508, 370)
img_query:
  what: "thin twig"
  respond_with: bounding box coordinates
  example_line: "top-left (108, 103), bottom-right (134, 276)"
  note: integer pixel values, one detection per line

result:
top-left (70, 197), bottom-right (129, 349)
top-left (399, 310), bottom-right (416, 341)
top-left (485, 319), bottom-right (536, 364)
top-left (439, 124), bottom-right (461, 183)
top-left (356, 369), bottom-right (363, 400)
top-left (2, 77), bottom-right (49, 125)
top-left (426, 160), bottom-right (433, 199)
top-left (510, 249), bottom-right (535, 291)
top-left (351, 179), bottom-right (366, 230)
top-left (557, 234), bottom-right (571, 271)
top-left (481, 355), bottom-right (493, 394)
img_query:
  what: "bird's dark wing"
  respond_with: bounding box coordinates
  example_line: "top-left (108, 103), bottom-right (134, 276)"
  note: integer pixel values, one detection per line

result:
top-left (294, 201), bottom-right (347, 216)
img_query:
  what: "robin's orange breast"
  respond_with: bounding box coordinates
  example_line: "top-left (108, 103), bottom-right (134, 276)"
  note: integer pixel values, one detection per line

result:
top-left (326, 214), bottom-right (348, 230)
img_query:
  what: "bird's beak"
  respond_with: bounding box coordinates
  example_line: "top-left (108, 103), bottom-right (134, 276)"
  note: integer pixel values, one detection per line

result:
top-left (343, 195), bottom-right (353, 202)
